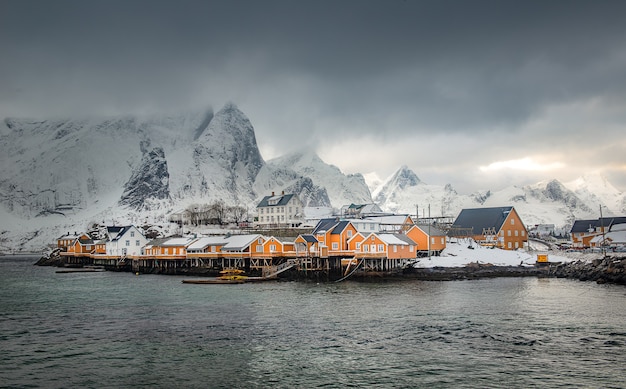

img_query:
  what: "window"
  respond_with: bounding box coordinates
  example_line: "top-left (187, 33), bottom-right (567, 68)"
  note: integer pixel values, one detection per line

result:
top-left (126, 240), bottom-right (130, 246)
top-left (393, 246), bottom-right (397, 253)
top-left (256, 245), bottom-right (262, 252)
top-left (515, 230), bottom-right (518, 236)
top-left (431, 237), bottom-right (435, 244)
top-left (507, 242), bottom-right (512, 249)
top-left (356, 242), bottom-right (361, 249)
top-left (410, 245), bottom-right (414, 252)
top-left (522, 230), bottom-right (525, 236)
top-left (347, 230), bottom-right (353, 238)
top-left (130, 231), bottom-right (135, 237)
top-left (508, 230), bottom-right (511, 236)
top-left (511, 218), bottom-right (515, 225)
top-left (332, 242), bottom-right (338, 250)
top-left (441, 238), bottom-right (445, 244)
top-left (515, 242), bottom-right (519, 248)
top-left (378, 244), bottom-right (384, 252)
top-left (371, 244), bottom-right (376, 252)
top-left (136, 240), bottom-right (140, 246)
top-left (362, 244), bottom-right (369, 252)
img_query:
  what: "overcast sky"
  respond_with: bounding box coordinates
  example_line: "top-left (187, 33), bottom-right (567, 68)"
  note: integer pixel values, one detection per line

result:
top-left (2, 0), bottom-right (626, 193)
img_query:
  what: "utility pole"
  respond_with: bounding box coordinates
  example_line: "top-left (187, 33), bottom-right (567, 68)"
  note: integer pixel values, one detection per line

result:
top-left (600, 205), bottom-right (606, 257)
top-left (428, 204), bottom-right (433, 261)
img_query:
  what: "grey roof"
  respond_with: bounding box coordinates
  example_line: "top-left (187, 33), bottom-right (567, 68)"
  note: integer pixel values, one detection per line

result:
top-left (312, 218), bottom-right (339, 234)
top-left (107, 225), bottom-right (139, 242)
top-left (570, 219), bottom-right (599, 233)
top-left (570, 217), bottom-right (626, 233)
top-left (451, 206), bottom-right (515, 235)
top-left (299, 234), bottom-right (318, 243)
top-left (415, 223), bottom-right (446, 237)
top-left (257, 193), bottom-right (296, 207)
top-left (330, 220), bottom-right (350, 235)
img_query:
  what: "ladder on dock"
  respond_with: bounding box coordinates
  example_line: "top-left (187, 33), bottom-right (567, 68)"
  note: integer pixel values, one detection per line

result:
top-left (263, 258), bottom-right (298, 279)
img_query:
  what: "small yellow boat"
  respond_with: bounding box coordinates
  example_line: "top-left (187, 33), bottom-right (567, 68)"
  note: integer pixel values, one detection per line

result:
top-left (182, 269), bottom-right (248, 285)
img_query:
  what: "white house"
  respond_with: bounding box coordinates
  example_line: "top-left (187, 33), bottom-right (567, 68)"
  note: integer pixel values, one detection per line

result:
top-left (256, 191), bottom-right (304, 228)
top-left (105, 225), bottom-right (149, 257)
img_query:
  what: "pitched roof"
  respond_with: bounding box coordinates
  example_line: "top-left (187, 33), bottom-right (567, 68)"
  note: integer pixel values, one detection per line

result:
top-left (377, 233), bottom-right (415, 245)
top-left (299, 234), bottom-right (318, 243)
top-left (222, 234), bottom-right (262, 251)
top-left (452, 206), bottom-right (515, 235)
top-left (312, 218), bottom-right (339, 234)
top-left (414, 223), bottom-right (447, 237)
top-left (330, 220), bottom-right (350, 235)
top-left (257, 193), bottom-right (296, 207)
top-left (186, 236), bottom-right (227, 251)
top-left (570, 219), bottom-right (599, 233)
top-left (107, 225), bottom-right (142, 241)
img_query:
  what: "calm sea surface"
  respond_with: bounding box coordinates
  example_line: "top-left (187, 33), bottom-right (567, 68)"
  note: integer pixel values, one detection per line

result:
top-left (1, 256), bottom-right (625, 388)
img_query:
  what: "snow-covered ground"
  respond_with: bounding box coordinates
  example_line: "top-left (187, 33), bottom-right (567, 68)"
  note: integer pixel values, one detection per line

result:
top-left (413, 238), bottom-right (601, 268)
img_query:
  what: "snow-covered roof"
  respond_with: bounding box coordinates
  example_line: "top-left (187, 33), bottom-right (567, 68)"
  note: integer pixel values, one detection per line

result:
top-left (590, 230), bottom-right (626, 244)
top-left (222, 234), bottom-right (261, 251)
top-left (186, 236), bottom-right (226, 250)
top-left (162, 237), bottom-right (195, 247)
top-left (377, 233), bottom-right (414, 245)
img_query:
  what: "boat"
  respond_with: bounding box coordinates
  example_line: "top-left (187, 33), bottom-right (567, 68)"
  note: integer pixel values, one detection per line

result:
top-left (56, 266), bottom-right (106, 273)
top-left (182, 278), bottom-right (245, 284)
top-left (182, 268), bottom-right (248, 285)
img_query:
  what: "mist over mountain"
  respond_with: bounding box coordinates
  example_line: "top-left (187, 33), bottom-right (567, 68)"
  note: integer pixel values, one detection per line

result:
top-left (0, 103), bottom-right (623, 251)
top-left (372, 165), bottom-right (626, 230)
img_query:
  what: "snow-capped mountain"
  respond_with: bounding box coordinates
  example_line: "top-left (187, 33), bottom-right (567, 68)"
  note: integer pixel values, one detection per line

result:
top-left (0, 103), bottom-right (372, 251)
top-left (260, 151), bottom-right (372, 209)
top-left (1, 102), bottom-right (624, 252)
top-left (372, 165), bottom-right (626, 229)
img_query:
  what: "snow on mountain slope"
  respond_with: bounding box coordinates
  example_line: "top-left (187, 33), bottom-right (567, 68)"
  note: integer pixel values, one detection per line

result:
top-left (373, 165), bottom-right (477, 217)
top-left (262, 150), bottom-right (372, 209)
top-left (372, 166), bottom-right (624, 229)
top-left (565, 173), bottom-right (625, 215)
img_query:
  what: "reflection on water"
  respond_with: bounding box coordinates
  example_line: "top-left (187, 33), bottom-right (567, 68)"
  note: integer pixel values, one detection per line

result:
top-left (1, 257), bottom-right (625, 388)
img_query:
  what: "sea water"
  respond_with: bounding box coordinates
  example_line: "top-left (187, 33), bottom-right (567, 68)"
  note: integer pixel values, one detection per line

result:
top-left (1, 256), bottom-right (625, 388)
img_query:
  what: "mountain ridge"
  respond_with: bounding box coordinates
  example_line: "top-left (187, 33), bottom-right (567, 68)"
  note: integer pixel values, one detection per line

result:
top-left (0, 104), bottom-right (624, 251)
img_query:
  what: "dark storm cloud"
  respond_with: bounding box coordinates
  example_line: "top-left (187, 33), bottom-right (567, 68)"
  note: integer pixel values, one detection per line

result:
top-left (1, 0), bottom-right (626, 189)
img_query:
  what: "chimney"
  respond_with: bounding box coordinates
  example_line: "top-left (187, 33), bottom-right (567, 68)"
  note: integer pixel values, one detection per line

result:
top-left (282, 190), bottom-right (285, 195)
top-left (272, 191), bottom-right (275, 196)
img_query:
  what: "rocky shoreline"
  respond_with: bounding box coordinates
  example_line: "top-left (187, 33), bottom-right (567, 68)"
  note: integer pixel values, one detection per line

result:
top-left (549, 256), bottom-right (626, 285)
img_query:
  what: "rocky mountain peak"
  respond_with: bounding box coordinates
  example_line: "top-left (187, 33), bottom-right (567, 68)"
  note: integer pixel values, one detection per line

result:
top-left (119, 147), bottom-right (170, 210)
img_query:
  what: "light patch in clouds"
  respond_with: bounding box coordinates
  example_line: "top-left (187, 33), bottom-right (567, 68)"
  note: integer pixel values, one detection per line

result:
top-left (480, 157), bottom-right (566, 172)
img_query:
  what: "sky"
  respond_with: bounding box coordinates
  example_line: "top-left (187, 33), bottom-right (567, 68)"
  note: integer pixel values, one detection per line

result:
top-left (1, 0), bottom-right (626, 193)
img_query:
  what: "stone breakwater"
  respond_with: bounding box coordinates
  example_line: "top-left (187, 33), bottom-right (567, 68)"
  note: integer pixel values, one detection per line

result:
top-left (550, 256), bottom-right (626, 285)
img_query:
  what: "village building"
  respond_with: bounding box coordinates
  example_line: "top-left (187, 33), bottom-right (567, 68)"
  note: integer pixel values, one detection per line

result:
top-left (144, 237), bottom-right (194, 259)
top-left (340, 203), bottom-right (384, 218)
top-left (570, 217), bottom-right (626, 248)
top-left (66, 235), bottom-right (95, 256)
top-left (450, 206), bottom-right (528, 250)
top-left (312, 219), bottom-right (359, 254)
top-left (589, 223), bottom-right (626, 250)
top-left (104, 225), bottom-right (149, 257)
top-left (406, 224), bottom-right (447, 256)
top-left (57, 232), bottom-right (89, 251)
top-left (256, 191), bottom-right (304, 228)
